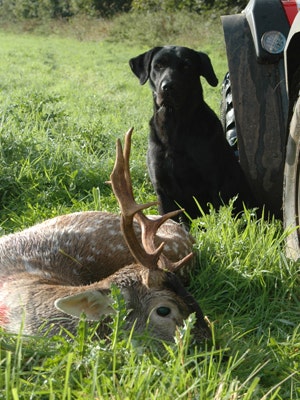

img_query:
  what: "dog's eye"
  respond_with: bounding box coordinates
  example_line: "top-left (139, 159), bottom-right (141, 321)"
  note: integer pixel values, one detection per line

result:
top-left (154, 62), bottom-right (164, 70)
top-left (182, 60), bottom-right (192, 70)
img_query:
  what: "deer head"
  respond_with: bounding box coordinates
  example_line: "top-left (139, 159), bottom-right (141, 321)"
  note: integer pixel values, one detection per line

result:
top-left (0, 129), bottom-right (211, 342)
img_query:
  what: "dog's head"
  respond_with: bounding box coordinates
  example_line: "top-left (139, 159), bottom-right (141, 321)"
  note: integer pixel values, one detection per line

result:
top-left (129, 46), bottom-right (218, 110)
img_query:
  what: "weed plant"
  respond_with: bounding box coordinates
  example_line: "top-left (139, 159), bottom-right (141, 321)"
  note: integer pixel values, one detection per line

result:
top-left (0, 11), bottom-right (299, 399)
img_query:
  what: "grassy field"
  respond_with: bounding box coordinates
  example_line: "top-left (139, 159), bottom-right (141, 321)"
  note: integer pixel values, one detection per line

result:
top-left (0, 11), bottom-right (299, 399)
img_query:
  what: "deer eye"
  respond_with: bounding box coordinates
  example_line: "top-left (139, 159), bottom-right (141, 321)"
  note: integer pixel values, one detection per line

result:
top-left (156, 306), bottom-right (171, 317)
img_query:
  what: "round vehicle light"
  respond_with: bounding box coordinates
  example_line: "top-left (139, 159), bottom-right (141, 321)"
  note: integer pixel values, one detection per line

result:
top-left (261, 31), bottom-right (286, 54)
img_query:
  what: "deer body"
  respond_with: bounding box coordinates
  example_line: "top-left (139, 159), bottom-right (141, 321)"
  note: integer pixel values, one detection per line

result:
top-left (0, 129), bottom-right (211, 342)
top-left (0, 211), bottom-right (194, 283)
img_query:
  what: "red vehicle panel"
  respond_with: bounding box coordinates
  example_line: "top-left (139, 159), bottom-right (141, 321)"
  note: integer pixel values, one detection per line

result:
top-left (281, 0), bottom-right (299, 25)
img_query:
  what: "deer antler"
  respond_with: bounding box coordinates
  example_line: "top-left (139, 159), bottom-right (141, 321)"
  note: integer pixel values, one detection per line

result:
top-left (110, 128), bottom-right (193, 272)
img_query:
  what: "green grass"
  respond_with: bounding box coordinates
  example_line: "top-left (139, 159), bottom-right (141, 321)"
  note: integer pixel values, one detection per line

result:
top-left (0, 11), bottom-right (299, 399)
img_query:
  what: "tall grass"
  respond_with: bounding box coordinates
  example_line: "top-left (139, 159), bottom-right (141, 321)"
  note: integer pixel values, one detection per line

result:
top-left (0, 12), bottom-right (299, 399)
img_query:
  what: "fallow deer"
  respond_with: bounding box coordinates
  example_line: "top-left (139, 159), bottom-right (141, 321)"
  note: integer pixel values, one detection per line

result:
top-left (0, 128), bottom-right (211, 342)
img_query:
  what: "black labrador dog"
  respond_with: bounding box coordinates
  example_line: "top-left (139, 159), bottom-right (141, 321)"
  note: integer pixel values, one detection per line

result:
top-left (129, 46), bottom-right (255, 221)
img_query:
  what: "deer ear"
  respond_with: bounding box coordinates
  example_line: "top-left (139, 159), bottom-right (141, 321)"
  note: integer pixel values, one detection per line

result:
top-left (54, 290), bottom-right (115, 320)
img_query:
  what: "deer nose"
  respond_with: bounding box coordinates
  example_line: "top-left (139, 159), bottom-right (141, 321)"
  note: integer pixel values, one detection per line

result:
top-left (161, 80), bottom-right (173, 92)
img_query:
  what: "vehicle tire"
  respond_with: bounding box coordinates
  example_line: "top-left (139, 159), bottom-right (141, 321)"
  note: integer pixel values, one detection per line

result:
top-left (220, 72), bottom-right (239, 159)
top-left (283, 91), bottom-right (300, 260)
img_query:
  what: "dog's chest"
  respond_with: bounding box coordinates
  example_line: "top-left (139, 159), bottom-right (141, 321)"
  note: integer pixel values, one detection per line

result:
top-left (154, 143), bottom-right (196, 181)
top-left (149, 108), bottom-right (217, 176)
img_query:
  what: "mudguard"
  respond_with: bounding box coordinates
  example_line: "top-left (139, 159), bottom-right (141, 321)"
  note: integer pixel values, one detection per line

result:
top-left (221, 12), bottom-right (288, 217)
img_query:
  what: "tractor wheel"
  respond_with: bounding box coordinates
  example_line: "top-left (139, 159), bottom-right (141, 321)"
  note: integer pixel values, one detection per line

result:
top-left (220, 72), bottom-right (239, 159)
top-left (283, 92), bottom-right (300, 260)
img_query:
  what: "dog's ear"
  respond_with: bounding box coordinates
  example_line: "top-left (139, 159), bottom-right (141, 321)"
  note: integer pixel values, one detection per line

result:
top-left (129, 47), bottom-right (162, 85)
top-left (197, 52), bottom-right (218, 87)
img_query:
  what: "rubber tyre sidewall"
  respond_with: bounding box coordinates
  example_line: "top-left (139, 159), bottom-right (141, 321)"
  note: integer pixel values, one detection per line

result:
top-left (283, 94), bottom-right (300, 260)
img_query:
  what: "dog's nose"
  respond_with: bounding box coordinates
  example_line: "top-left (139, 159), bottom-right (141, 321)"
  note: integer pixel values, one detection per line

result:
top-left (161, 81), bottom-right (173, 92)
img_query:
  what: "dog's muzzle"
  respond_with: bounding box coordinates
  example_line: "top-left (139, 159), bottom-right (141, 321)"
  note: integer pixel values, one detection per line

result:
top-left (155, 80), bottom-right (180, 110)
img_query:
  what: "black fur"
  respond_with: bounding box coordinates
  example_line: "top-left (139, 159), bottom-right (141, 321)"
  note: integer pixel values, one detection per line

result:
top-left (129, 46), bottom-right (255, 221)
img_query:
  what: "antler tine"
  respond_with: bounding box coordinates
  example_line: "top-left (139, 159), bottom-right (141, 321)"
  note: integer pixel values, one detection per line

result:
top-left (111, 128), bottom-right (156, 217)
top-left (159, 251), bottom-right (194, 272)
top-left (135, 210), bottom-right (194, 272)
top-left (110, 128), bottom-right (193, 272)
top-left (110, 128), bottom-right (162, 269)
